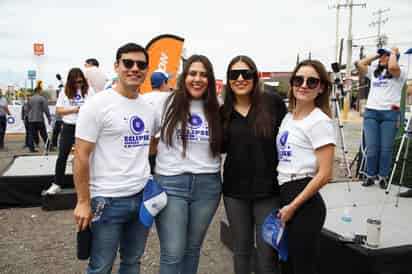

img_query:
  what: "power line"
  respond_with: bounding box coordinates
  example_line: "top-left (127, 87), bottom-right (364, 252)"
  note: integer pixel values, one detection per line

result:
top-left (369, 8), bottom-right (390, 48)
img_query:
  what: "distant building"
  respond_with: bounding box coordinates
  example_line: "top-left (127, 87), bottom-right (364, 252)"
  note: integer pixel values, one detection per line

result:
top-left (259, 72), bottom-right (292, 98)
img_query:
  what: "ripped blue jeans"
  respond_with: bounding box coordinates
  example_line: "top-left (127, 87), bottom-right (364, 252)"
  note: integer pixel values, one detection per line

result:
top-left (88, 193), bottom-right (150, 274)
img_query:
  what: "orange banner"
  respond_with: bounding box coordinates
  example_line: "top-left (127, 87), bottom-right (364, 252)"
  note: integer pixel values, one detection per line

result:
top-left (141, 34), bottom-right (185, 93)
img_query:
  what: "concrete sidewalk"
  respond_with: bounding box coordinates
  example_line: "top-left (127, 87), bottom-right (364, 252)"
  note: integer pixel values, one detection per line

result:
top-left (342, 110), bottom-right (363, 125)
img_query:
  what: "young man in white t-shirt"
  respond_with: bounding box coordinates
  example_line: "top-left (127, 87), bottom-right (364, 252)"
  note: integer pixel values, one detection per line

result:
top-left (73, 43), bottom-right (158, 274)
top-left (356, 47), bottom-right (407, 189)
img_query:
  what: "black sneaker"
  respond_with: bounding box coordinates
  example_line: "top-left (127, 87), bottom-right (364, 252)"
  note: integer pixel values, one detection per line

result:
top-left (362, 177), bottom-right (375, 187)
top-left (379, 177), bottom-right (388, 189)
top-left (398, 189), bottom-right (412, 198)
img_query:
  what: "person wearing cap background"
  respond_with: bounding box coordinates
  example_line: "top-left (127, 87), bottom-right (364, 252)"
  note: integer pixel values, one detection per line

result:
top-left (355, 47), bottom-right (407, 189)
top-left (141, 69), bottom-right (174, 174)
top-left (83, 58), bottom-right (109, 92)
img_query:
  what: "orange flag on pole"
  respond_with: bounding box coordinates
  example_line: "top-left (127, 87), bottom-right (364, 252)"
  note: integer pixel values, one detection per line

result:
top-left (141, 34), bottom-right (185, 93)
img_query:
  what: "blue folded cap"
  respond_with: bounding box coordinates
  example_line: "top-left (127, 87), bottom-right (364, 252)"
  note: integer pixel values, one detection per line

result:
top-left (262, 209), bottom-right (288, 261)
top-left (377, 48), bottom-right (400, 60)
top-left (377, 48), bottom-right (391, 56)
top-left (139, 179), bottom-right (168, 228)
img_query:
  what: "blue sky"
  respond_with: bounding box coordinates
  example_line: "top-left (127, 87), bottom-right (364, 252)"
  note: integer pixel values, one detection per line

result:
top-left (1, 0), bottom-right (411, 89)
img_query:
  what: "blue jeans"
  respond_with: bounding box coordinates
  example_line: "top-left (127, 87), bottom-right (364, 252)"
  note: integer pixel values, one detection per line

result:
top-left (154, 173), bottom-right (222, 274)
top-left (88, 193), bottom-right (150, 274)
top-left (363, 108), bottom-right (400, 177)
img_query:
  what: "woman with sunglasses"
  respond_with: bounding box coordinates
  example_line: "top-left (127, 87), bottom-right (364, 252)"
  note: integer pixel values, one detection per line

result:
top-left (221, 55), bottom-right (287, 274)
top-left (45, 68), bottom-right (94, 194)
top-left (276, 60), bottom-right (335, 274)
top-left (153, 55), bottom-right (223, 274)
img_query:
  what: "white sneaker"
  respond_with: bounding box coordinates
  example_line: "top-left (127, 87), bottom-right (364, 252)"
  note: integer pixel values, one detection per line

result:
top-left (45, 183), bottom-right (62, 195)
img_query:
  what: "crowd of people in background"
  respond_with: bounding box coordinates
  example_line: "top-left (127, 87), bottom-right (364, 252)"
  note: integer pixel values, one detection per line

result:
top-left (0, 41), bottom-right (409, 274)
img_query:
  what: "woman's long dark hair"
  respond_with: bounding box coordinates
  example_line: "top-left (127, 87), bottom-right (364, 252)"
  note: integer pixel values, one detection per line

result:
top-left (222, 55), bottom-right (273, 138)
top-left (160, 55), bottom-right (222, 157)
top-left (288, 59), bottom-right (332, 117)
top-left (64, 68), bottom-right (89, 99)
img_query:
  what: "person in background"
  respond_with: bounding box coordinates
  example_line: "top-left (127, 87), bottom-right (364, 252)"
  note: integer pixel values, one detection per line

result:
top-left (153, 55), bottom-right (223, 274)
top-left (221, 55), bottom-right (286, 274)
top-left (276, 60), bottom-right (335, 274)
top-left (83, 58), bottom-right (109, 92)
top-left (50, 112), bottom-right (63, 151)
top-left (27, 81), bottom-right (51, 153)
top-left (45, 68), bottom-right (94, 195)
top-left (21, 94), bottom-right (32, 149)
top-left (141, 69), bottom-right (174, 174)
top-left (0, 88), bottom-right (11, 149)
top-left (355, 47), bottom-right (407, 189)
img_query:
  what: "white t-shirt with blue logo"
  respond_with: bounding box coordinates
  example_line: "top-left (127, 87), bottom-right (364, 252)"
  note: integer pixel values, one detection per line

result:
top-left (75, 89), bottom-right (159, 198)
top-left (154, 98), bottom-right (221, 176)
top-left (56, 88), bottom-right (95, 124)
top-left (276, 108), bottom-right (336, 185)
top-left (365, 64), bottom-right (407, 110)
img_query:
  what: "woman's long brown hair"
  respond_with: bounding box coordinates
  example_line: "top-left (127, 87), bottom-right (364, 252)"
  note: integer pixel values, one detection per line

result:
top-left (160, 55), bottom-right (222, 157)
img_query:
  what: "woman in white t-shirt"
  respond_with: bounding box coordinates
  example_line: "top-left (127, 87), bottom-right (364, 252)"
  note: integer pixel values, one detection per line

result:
top-left (45, 68), bottom-right (94, 194)
top-left (276, 60), bottom-right (336, 274)
top-left (153, 55), bottom-right (223, 274)
top-left (355, 47), bottom-right (407, 188)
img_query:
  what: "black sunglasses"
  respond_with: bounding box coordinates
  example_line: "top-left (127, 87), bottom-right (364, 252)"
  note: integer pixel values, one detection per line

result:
top-left (291, 76), bottom-right (321, 89)
top-left (121, 59), bottom-right (148, 70)
top-left (229, 69), bottom-right (255, 81)
top-left (76, 80), bottom-right (83, 84)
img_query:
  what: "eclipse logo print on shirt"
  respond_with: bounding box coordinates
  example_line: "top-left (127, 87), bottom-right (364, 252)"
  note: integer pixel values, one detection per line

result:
top-left (372, 75), bottom-right (389, 89)
top-left (123, 115), bottom-right (150, 148)
top-left (69, 92), bottom-right (85, 106)
top-left (278, 131), bottom-right (292, 162)
top-left (176, 113), bottom-right (209, 143)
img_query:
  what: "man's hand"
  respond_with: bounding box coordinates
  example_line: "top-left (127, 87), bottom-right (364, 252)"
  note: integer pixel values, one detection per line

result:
top-left (74, 201), bottom-right (93, 231)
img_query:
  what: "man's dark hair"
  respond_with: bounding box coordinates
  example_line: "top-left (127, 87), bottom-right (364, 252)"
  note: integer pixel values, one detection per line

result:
top-left (115, 43), bottom-right (149, 63)
top-left (85, 58), bottom-right (99, 67)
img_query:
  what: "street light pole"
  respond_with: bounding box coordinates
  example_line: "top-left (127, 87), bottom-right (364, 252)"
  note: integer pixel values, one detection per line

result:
top-left (344, 0), bottom-right (354, 119)
top-left (335, 6), bottom-right (341, 62)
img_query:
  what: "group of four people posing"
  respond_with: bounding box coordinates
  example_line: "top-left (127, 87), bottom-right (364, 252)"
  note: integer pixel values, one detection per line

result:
top-left (73, 42), bottom-right (336, 274)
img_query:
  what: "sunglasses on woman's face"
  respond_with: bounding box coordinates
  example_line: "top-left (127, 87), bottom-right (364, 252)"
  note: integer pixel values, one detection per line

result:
top-left (229, 69), bottom-right (255, 81)
top-left (120, 59), bottom-right (148, 70)
top-left (291, 76), bottom-right (320, 89)
top-left (76, 80), bottom-right (83, 84)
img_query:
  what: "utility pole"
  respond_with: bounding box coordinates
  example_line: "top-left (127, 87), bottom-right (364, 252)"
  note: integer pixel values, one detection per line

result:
top-left (330, 0), bottom-right (366, 119)
top-left (329, 3), bottom-right (344, 63)
top-left (358, 45), bottom-right (369, 111)
top-left (369, 8), bottom-right (390, 48)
